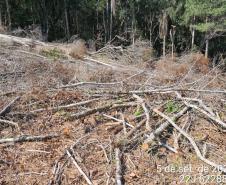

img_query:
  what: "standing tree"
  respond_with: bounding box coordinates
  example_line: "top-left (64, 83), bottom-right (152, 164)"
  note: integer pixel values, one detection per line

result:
top-left (5, 0), bottom-right (11, 30)
top-left (64, 0), bottom-right (70, 40)
top-left (159, 11), bottom-right (168, 58)
top-left (0, 4), bottom-right (2, 27)
top-left (110, 0), bottom-right (116, 40)
top-left (170, 25), bottom-right (176, 59)
top-left (131, 0), bottom-right (136, 48)
top-left (183, 0), bottom-right (226, 58)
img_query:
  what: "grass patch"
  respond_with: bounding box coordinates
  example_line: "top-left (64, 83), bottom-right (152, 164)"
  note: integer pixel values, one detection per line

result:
top-left (166, 100), bottom-right (179, 113)
top-left (40, 48), bottom-right (65, 60)
top-left (134, 106), bottom-right (144, 116)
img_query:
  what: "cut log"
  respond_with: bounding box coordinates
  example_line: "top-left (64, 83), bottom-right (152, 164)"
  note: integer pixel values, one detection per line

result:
top-left (0, 33), bottom-right (45, 47)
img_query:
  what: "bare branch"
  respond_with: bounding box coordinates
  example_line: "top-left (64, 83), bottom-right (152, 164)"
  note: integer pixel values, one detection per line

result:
top-left (144, 107), bottom-right (190, 144)
top-left (71, 102), bottom-right (136, 119)
top-left (0, 96), bottom-right (20, 117)
top-left (31, 98), bottom-right (100, 113)
top-left (115, 148), bottom-right (123, 185)
top-left (185, 102), bottom-right (226, 128)
top-left (102, 114), bottom-right (134, 128)
top-left (153, 108), bottom-right (226, 173)
top-left (66, 150), bottom-right (93, 185)
top-left (133, 94), bottom-right (151, 130)
top-left (0, 134), bottom-right (59, 144)
top-left (0, 119), bottom-right (19, 129)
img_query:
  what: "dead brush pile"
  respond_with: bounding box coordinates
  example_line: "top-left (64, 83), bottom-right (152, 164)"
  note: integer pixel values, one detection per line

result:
top-left (1, 42), bottom-right (226, 184)
top-left (68, 39), bottom-right (87, 59)
top-left (91, 40), bottom-right (155, 66)
top-left (153, 53), bottom-right (212, 85)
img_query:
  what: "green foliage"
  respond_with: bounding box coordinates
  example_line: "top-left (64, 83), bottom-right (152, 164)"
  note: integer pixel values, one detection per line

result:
top-left (134, 107), bottom-right (144, 117)
top-left (191, 44), bottom-right (199, 52)
top-left (183, 0), bottom-right (226, 34)
top-left (194, 22), bottom-right (215, 32)
top-left (97, 0), bottom-right (106, 12)
top-left (40, 48), bottom-right (65, 60)
top-left (166, 100), bottom-right (179, 113)
top-left (1, 0), bottom-right (225, 56)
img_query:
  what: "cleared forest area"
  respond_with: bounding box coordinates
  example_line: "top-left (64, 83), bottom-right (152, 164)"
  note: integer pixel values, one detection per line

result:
top-left (0, 0), bottom-right (226, 184)
top-left (0, 33), bottom-right (226, 184)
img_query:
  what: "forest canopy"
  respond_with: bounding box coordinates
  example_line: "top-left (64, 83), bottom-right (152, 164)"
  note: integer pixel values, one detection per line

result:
top-left (0, 0), bottom-right (226, 58)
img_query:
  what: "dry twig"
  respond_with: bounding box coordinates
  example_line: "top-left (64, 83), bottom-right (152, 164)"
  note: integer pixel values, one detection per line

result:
top-left (133, 94), bottom-right (151, 130)
top-left (153, 108), bottom-right (226, 173)
top-left (0, 134), bottom-right (59, 144)
top-left (99, 88), bottom-right (226, 96)
top-left (175, 92), bottom-right (215, 116)
top-left (71, 102), bottom-right (136, 119)
top-left (0, 96), bottom-right (20, 117)
top-left (115, 119), bottom-right (146, 147)
top-left (0, 119), bottom-right (19, 129)
top-left (102, 114), bottom-right (134, 128)
top-left (184, 102), bottom-right (226, 129)
top-left (31, 98), bottom-right (100, 113)
top-left (144, 107), bottom-right (190, 144)
top-left (66, 150), bottom-right (93, 185)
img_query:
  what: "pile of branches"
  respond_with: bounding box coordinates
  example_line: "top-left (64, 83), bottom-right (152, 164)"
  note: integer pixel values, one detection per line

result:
top-left (1, 70), bottom-right (226, 184)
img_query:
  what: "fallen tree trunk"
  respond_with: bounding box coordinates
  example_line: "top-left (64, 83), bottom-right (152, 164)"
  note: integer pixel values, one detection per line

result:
top-left (0, 33), bottom-right (45, 47)
top-left (0, 33), bottom-right (69, 56)
top-left (144, 107), bottom-right (190, 144)
top-left (70, 102), bottom-right (137, 119)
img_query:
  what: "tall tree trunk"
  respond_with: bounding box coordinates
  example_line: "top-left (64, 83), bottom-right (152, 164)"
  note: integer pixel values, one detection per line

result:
top-left (170, 26), bottom-right (176, 59)
top-left (0, 8), bottom-right (2, 26)
top-left (132, 20), bottom-right (135, 49)
top-left (204, 17), bottom-right (209, 58)
top-left (131, 2), bottom-right (135, 49)
top-left (64, 0), bottom-right (70, 40)
top-left (5, 0), bottom-right (11, 31)
top-left (96, 0), bottom-right (99, 30)
top-left (75, 11), bottom-right (79, 34)
top-left (41, 4), bottom-right (48, 41)
top-left (191, 28), bottom-right (195, 50)
top-left (149, 13), bottom-right (153, 47)
top-left (163, 35), bottom-right (166, 58)
top-left (171, 41), bottom-right (174, 59)
top-left (191, 16), bottom-right (196, 51)
top-left (4, 13), bottom-right (7, 25)
top-left (159, 12), bottom-right (168, 59)
top-left (103, 9), bottom-right (107, 43)
top-left (149, 28), bottom-right (152, 47)
top-left (105, 0), bottom-right (109, 41)
top-left (110, 7), bottom-right (112, 40)
top-left (205, 39), bottom-right (209, 58)
top-left (110, 0), bottom-right (115, 41)
top-left (31, 2), bottom-right (35, 25)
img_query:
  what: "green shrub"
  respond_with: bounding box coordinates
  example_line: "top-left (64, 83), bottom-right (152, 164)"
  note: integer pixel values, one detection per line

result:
top-left (166, 100), bottom-right (179, 113)
top-left (134, 107), bottom-right (144, 116)
top-left (40, 48), bottom-right (65, 60)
